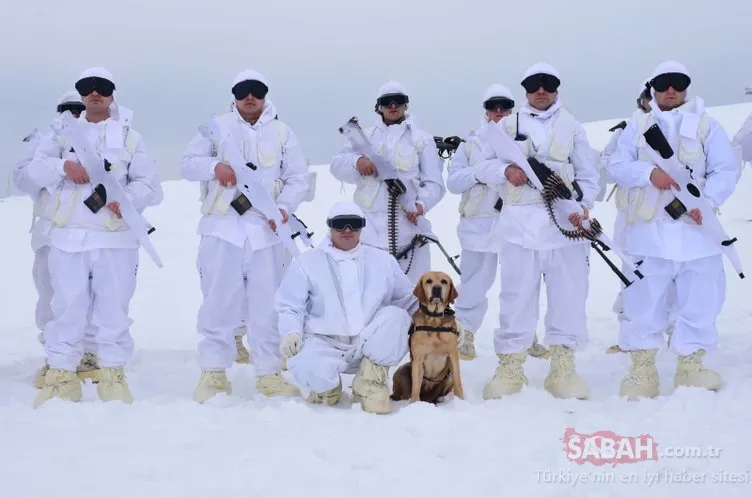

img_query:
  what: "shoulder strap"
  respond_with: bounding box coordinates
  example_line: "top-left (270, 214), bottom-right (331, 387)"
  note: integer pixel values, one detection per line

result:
top-left (555, 107), bottom-right (578, 133)
top-left (124, 127), bottom-right (140, 156)
top-left (276, 119), bottom-right (289, 148)
top-left (698, 113), bottom-right (710, 147)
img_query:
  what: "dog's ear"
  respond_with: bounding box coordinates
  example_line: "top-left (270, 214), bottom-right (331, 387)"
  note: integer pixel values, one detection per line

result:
top-left (413, 279), bottom-right (427, 303)
top-left (447, 282), bottom-right (458, 304)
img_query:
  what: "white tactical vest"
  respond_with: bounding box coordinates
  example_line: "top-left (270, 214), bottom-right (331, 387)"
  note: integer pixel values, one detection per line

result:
top-left (614, 111), bottom-right (710, 224)
top-left (37, 125), bottom-right (140, 231)
top-left (353, 124), bottom-right (426, 210)
top-left (199, 114), bottom-right (290, 216)
top-left (501, 109), bottom-right (579, 206)
top-left (457, 134), bottom-right (502, 217)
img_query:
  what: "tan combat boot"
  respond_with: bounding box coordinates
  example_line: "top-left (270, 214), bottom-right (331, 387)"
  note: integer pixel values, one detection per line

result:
top-left (77, 352), bottom-right (101, 384)
top-left (235, 333), bottom-right (251, 364)
top-left (544, 345), bottom-right (589, 399)
top-left (482, 352), bottom-right (528, 399)
top-left (97, 367), bottom-right (134, 403)
top-left (193, 371), bottom-right (232, 403)
top-left (528, 335), bottom-right (551, 358)
top-left (459, 331), bottom-right (476, 360)
top-left (675, 349), bottom-right (722, 391)
top-left (34, 368), bottom-right (82, 408)
top-left (34, 361), bottom-right (49, 389)
top-left (256, 373), bottom-right (300, 397)
top-left (352, 357), bottom-right (392, 414)
top-left (307, 377), bottom-right (343, 406)
top-left (620, 349), bottom-right (660, 400)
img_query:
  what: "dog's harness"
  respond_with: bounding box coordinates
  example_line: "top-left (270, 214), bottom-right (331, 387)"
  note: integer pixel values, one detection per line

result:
top-left (408, 305), bottom-right (459, 335)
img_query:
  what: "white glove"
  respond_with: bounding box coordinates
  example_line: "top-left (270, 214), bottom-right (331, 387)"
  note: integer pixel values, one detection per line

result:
top-left (280, 333), bottom-right (302, 359)
top-left (456, 323), bottom-right (466, 348)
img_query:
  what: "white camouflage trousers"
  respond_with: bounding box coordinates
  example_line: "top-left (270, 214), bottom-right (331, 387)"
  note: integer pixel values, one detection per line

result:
top-left (454, 249), bottom-right (498, 333)
top-left (286, 306), bottom-right (411, 393)
top-left (45, 247), bottom-right (138, 370)
top-left (618, 255), bottom-right (724, 355)
top-left (33, 246), bottom-right (97, 353)
top-left (494, 241), bottom-right (590, 354)
top-left (196, 236), bottom-right (285, 375)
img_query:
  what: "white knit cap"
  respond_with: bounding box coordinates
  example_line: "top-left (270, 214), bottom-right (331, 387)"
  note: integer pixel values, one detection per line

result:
top-left (327, 200), bottom-right (365, 220)
top-left (377, 80), bottom-right (408, 99)
top-left (57, 90), bottom-right (82, 106)
top-left (232, 69), bottom-right (268, 88)
top-left (483, 84), bottom-right (513, 102)
top-left (77, 66), bottom-right (115, 86)
top-left (521, 62), bottom-right (560, 81)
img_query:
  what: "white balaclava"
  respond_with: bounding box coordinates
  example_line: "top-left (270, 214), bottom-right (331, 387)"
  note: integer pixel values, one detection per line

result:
top-left (229, 69), bottom-right (269, 111)
top-left (232, 68), bottom-right (269, 89)
top-left (57, 90), bottom-right (82, 107)
top-left (481, 84), bottom-right (514, 125)
top-left (521, 63), bottom-right (561, 85)
top-left (377, 80), bottom-right (408, 101)
top-left (76, 66), bottom-right (124, 120)
top-left (483, 83), bottom-right (514, 103)
top-left (375, 80), bottom-right (409, 115)
top-left (648, 60), bottom-right (691, 100)
top-left (327, 200), bottom-right (365, 220)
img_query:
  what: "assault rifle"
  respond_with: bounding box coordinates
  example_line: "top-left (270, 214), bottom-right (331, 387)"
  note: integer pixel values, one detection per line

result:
top-left (338, 116), bottom-right (456, 273)
top-left (484, 121), bottom-right (645, 286)
top-left (338, 116), bottom-right (435, 236)
top-left (198, 118), bottom-right (305, 258)
top-left (52, 111), bottom-right (163, 268)
top-left (289, 214), bottom-right (314, 246)
top-left (433, 136), bottom-right (464, 159)
top-left (642, 123), bottom-right (744, 278)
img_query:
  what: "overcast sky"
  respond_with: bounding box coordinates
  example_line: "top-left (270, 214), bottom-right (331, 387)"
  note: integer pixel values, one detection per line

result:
top-left (2, 0), bottom-right (751, 189)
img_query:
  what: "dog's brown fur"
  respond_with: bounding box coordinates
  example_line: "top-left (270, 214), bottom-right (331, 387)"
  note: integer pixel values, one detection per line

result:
top-left (390, 271), bottom-right (464, 404)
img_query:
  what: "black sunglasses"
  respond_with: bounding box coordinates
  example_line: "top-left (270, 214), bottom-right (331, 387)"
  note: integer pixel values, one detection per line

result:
top-left (377, 94), bottom-right (409, 107)
top-left (232, 79), bottom-right (269, 100)
top-left (57, 102), bottom-right (86, 115)
top-left (483, 97), bottom-right (515, 111)
top-left (651, 73), bottom-right (690, 93)
top-left (521, 73), bottom-right (560, 94)
top-left (75, 77), bottom-right (115, 97)
top-left (327, 215), bottom-right (366, 231)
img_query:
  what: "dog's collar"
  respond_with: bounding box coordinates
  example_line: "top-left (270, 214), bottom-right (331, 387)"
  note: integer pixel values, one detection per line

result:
top-left (419, 303), bottom-right (455, 318)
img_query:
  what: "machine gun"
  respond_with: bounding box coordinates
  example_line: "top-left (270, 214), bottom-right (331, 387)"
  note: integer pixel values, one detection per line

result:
top-left (433, 136), bottom-right (464, 159)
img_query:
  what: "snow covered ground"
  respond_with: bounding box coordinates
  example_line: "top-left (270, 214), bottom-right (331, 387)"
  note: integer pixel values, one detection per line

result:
top-left (1, 104), bottom-right (751, 497)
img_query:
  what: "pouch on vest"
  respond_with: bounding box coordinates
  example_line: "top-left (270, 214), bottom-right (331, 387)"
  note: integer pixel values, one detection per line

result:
top-left (616, 112), bottom-right (710, 223)
top-left (459, 184), bottom-right (490, 216)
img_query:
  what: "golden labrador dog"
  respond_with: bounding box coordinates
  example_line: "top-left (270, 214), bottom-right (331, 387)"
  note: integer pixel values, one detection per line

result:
top-left (391, 271), bottom-right (464, 404)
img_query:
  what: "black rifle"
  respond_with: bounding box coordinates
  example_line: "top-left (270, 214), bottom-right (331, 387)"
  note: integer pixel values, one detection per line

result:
top-left (526, 157), bottom-right (641, 287)
top-left (395, 234), bottom-right (462, 276)
top-left (433, 136), bottom-right (464, 159)
top-left (608, 120), bottom-right (627, 133)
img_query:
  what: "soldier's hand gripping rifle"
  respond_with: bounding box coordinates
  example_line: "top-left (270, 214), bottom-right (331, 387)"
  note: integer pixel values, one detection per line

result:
top-left (642, 123), bottom-right (744, 279)
top-left (484, 122), bottom-right (645, 287)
